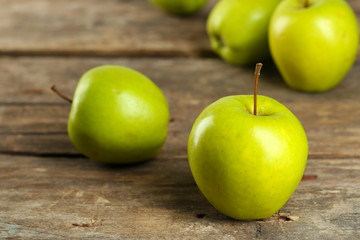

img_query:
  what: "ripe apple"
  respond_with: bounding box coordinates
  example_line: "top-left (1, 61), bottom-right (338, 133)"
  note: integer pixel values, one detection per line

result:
top-left (149, 0), bottom-right (208, 16)
top-left (188, 64), bottom-right (308, 220)
top-left (207, 0), bottom-right (282, 65)
top-left (65, 65), bottom-right (169, 164)
top-left (269, 0), bottom-right (359, 92)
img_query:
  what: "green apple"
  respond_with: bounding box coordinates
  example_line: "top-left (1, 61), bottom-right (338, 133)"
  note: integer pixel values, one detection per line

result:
top-left (269, 0), bottom-right (359, 92)
top-left (188, 64), bottom-right (308, 220)
top-left (67, 65), bottom-right (169, 164)
top-left (207, 0), bottom-right (283, 65)
top-left (149, 0), bottom-right (208, 16)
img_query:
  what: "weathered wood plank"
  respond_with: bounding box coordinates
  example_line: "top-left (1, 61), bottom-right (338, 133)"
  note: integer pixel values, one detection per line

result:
top-left (0, 154), bottom-right (358, 239)
top-left (0, 105), bottom-right (69, 134)
top-left (1, 99), bottom-right (360, 159)
top-left (0, 0), bottom-right (359, 57)
top-left (0, 1), bottom-right (358, 239)
top-left (0, 0), bottom-right (215, 57)
top-left (0, 57), bottom-right (360, 158)
top-left (1, 57), bottom-right (359, 104)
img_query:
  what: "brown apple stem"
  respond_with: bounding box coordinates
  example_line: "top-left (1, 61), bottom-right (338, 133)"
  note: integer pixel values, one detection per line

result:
top-left (253, 63), bottom-right (263, 116)
top-left (50, 85), bottom-right (73, 103)
top-left (304, 0), bottom-right (310, 8)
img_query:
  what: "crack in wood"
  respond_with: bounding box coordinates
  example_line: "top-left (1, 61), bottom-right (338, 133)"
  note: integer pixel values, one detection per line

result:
top-left (2, 151), bottom-right (359, 160)
top-left (0, 152), bottom-right (85, 158)
top-left (196, 213), bottom-right (207, 219)
top-left (0, 49), bottom-right (216, 59)
top-left (256, 223), bottom-right (262, 238)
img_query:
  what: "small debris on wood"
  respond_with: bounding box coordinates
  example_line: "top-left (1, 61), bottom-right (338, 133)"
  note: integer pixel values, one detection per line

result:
top-left (258, 213), bottom-right (299, 222)
top-left (169, 118), bottom-right (175, 123)
top-left (71, 217), bottom-right (102, 228)
top-left (287, 215), bottom-right (300, 221)
top-left (72, 223), bottom-right (90, 227)
top-left (196, 213), bottom-right (207, 219)
top-left (301, 175), bottom-right (318, 181)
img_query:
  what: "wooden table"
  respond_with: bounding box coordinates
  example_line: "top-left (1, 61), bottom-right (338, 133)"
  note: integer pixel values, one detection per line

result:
top-left (1, 0), bottom-right (359, 239)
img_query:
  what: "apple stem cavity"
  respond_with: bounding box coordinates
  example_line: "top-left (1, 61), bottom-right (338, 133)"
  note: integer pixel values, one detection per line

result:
top-left (253, 63), bottom-right (263, 116)
top-left (304, 0), bottom-right (310, 8)
top-left (50, 85), bottom-right (73, 103)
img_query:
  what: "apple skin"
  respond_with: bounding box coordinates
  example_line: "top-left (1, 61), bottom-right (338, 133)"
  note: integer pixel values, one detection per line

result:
top-left (269, 0), bottom-right (359, 92)
top-left (207, 0), bottom-right (283, 65)
top-left (68, 65), bottom-right (169, 164)
top-left (149, 0), bottom-right (208, 16)
top-left (188, 95), bottom-right (308, 220)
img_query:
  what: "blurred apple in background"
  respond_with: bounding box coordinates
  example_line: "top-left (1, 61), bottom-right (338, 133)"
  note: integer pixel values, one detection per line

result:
top-left (207, 0), bottom-right (282, 65)
top-left (269, 0), bottom-right (359, 92)
top-left (149, 0), bottom-right (208, 16)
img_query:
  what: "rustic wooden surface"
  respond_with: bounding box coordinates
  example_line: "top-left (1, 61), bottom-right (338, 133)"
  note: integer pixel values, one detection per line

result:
top-left (0, 0), bottom-right (216, 57)
top-left (1, 0), bottom-right (360, 239)
top-left (0, 0), bottom-right (359, 57)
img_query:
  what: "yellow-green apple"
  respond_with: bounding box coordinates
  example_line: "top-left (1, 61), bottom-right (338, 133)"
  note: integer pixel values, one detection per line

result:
top-left (188, 64), bottom-right (308, 220)
top-left (269, 0), bottom-right (359, 92)
top-left (65, 65), bottom-right (169, 164)
top-left (207, 0), bottom-right (283, 65)
top-left (149, 0), bottom-right (208, 16)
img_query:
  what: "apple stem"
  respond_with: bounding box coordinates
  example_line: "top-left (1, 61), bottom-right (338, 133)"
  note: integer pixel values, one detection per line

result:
top-left (304, 0), bottom-right (310, 8)
top-left (253, 63), bottom-right (263, 116)
top-left (50, 85), bottom-right (73, 103)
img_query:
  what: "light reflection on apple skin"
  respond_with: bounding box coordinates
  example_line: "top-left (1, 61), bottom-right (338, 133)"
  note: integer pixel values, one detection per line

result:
top-left (207, 0), bottom-right (283, 66)
top-left (192, 115), bottom-right (214, 149)
top-left (315, 18), bottom-right (336, 42)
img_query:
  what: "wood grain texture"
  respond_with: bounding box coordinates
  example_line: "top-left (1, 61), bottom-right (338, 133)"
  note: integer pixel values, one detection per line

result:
top-left (1, 0), bottom-right (360, 238)
top-left (0, 0), bottom-right (216, 57)
top-left (0, 57), bottom-right (360, 158)
top-left (0, 154), bottom-right (359, 239)
top-left (0, 0), bottom-right (359, 57)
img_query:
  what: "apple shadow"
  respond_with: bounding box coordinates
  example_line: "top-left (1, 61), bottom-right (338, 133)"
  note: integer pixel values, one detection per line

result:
top-left (95, 157), bottom-right (155, 170)
top-left (134, 153), bottom-right (238, 223)
top-left (255, 60), bottom-right (288, 90)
